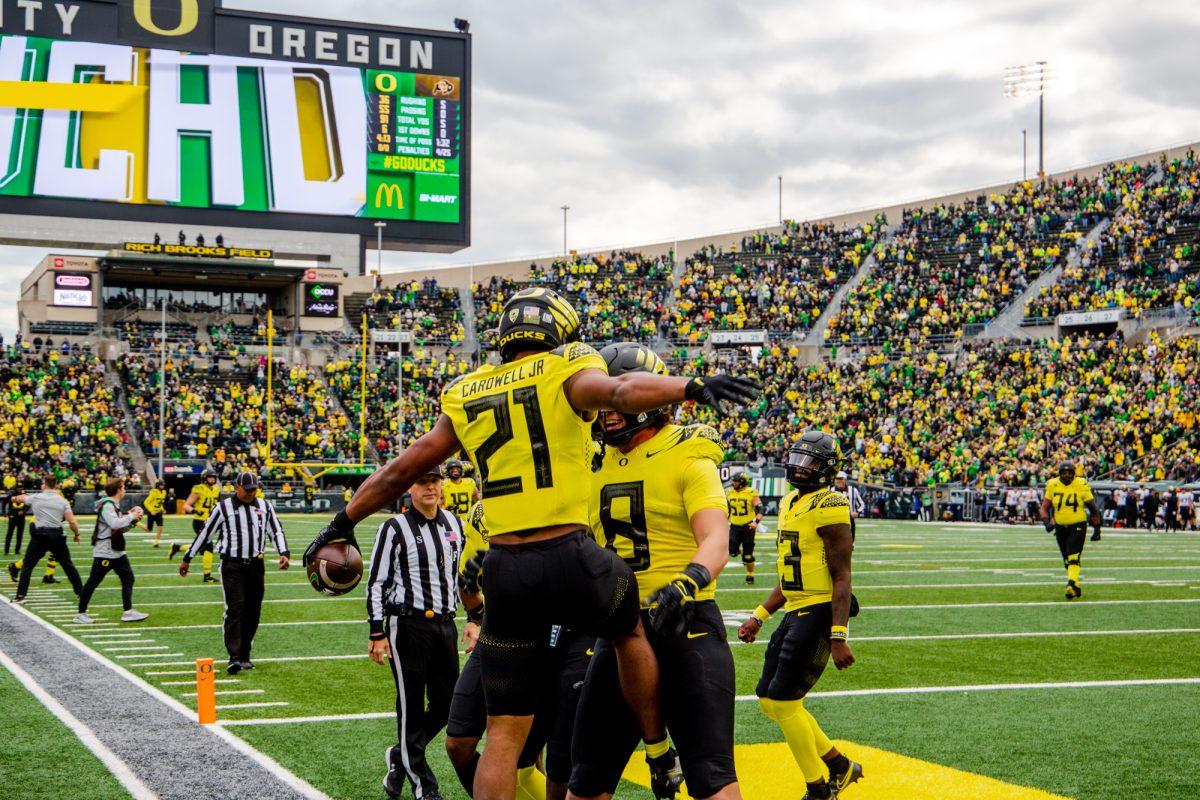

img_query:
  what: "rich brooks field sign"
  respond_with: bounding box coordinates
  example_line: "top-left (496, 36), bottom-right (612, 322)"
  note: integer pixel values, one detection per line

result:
top-left (0, 0), bottom-right (470, 249)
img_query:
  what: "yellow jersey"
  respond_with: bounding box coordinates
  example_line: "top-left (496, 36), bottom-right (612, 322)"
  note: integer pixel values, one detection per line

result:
top-left (1046, 476), bottom-right (1094, 526)
top-left (776, 487), bottom-right (851, 612)
top-left (144, 489), bottom-right (166, 514)
top-left (441, 342), bottom-right (606, 537)
top-left (442, 477), bottom-right (478, 516)
top-left (726, 486), bottom-right (760, 525)
top-left (460, 501), bottom-right (490, 577)
top-left (190, 483), bottom-right (219, 521)
top-left (591, 424), bottom-right (727, 606)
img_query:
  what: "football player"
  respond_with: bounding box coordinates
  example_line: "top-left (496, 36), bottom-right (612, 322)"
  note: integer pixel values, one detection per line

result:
top-left (447, 501), bottom-right (593, 800)
top-left (305, 287), bottom-right (757, 800)
top-left (442, 459), bottom-right (480, 516)
top-left (738, 431), bottom-right (862, 800)
top-left (143, 480), bottom-right (167, 545)
top-left (1040, 460), bottom-right (1101, 599)
top-left (169, 470), bottom-right (219, 583)
top-left (570, 342), bottom-right (741, 800)
top-left (725, 472), bottom-right (763, 584)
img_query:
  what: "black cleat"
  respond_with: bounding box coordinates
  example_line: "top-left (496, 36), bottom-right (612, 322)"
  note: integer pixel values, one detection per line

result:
top-left (830, 759), bottom-right (864, 796)
top-left (1065, 580), bottom-right (1081, 599)
top-left (167, 543), bottom-right (182, 561)
top-left (1090, 531), bottom-right (1101, 541)
top-left (646, 747), bottom-right (684, 798)
top-left (745, 573), bottom-right (755, 584)
top-left (203, 574), bottom-right (216, 584)
top-left (226, 661), bottom-right (243, 675)
top-left (239, 660), bottom-right (254, 671)
top-left (41, 575), bottom-right (59, 584)
top-left (383, 747), bottom-right (404, 799)
top-left (7, 563), bottom-right (18, 582)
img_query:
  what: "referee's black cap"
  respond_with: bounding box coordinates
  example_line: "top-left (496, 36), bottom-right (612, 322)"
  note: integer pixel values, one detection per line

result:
top-left (235, 471), bottom-right (259, 489)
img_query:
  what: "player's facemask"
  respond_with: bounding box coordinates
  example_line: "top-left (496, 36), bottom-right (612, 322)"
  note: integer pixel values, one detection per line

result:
top-left (597, 409), bottom-right (664, 447)
top-left (786, 450), bottom-right (835, 491)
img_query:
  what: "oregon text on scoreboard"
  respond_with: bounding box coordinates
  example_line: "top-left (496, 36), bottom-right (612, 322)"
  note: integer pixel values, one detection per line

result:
top-left (0, 0), bottom-right (470, 249)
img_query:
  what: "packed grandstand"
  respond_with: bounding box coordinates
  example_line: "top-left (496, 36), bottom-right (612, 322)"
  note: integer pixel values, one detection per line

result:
top-left (5, 149), bottom-right (1200, 505)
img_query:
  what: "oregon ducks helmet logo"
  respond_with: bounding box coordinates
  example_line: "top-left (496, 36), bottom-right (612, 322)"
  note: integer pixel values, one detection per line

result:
top-left (133, 0), bottom-right (199, 36)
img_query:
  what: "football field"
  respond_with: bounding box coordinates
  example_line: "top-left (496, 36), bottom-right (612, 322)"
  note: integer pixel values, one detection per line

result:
top-left (2, 517), bottom-right (1199, 799)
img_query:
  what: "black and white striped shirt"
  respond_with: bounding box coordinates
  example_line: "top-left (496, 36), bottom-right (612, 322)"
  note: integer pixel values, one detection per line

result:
top-left (184, 497), bottom-right (289, 561)
top-left (367, 507), bottom-right (462, 624)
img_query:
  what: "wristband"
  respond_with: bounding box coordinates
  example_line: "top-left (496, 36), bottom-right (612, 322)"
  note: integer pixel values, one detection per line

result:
top-left (830, 625), bottom-right (849, 642)
top-left (753, 605), bottom-right (771, 624)
top-left (369, 619), bottom-right (384, 636)
top-left (466, 604), bottom-right (484, 623)
top-left (331, 510), bottom-right (355, 535)
top-left (681, 562), bottom-right (712, 591)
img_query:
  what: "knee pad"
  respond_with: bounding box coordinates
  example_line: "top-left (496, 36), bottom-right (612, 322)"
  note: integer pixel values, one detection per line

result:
top-left (1066, 554), bottom-right (1081, 566)
top-left (742, 554), bottom-right (755, 564)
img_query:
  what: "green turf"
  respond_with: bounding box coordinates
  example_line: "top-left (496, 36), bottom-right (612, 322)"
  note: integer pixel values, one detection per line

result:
top-left (0, 665), bottom-right (133, 800)
top-left (4, 515), bottom-right (1200, 799)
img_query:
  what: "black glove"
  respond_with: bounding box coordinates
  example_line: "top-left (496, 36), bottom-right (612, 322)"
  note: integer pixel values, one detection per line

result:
top-left (457, 552), bottom-right (486, 595)
top-left (684, 374), bottom-right (760, 416)
top-left (1043, 519), bottom-right (1055, 533)
top-left (303, 510), bottom-right (359, 567)
top-left (647, 563), bottom-right (711, 638)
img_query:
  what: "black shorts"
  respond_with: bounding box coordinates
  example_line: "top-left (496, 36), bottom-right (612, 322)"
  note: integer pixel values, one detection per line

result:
top-left (477, 531), bottom-right (639, 716)
top-left (448, 627), bottom-right (593, 776)
top-left (144, 510), bottom-right (164, 527)
top-left (728, 524), bottom-right (755, 559)
top-left (192, 518), bottom-right (213, 552)
top-left (1054, 522), bottom-right (1088, 564)
top-left (569, 602), bottom-right (737, 798)
top-left (756, 602), bottom-right (832, 701)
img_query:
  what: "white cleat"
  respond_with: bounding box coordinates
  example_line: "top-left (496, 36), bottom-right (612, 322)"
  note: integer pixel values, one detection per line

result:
top-left (121, 609), bottom-right (149, 622)
top-left (73, 612), bottom-right (94, 624)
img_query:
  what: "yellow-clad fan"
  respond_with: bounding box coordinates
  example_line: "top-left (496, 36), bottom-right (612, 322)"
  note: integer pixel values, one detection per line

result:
top-left (1040, 460), bottom-right (1101, 599)
top-left (168, 469), bottom-right (219, 583)
top-left (726, 472), bottom-right (763, 584)
top-left (143, 480), bottom-right (167, 546)
top-left (440, 459), bottom-right (479, 516)
top-left (573, 343), bottom-right (742, 800)
top-left (739, 431), bottom-right (862, 800)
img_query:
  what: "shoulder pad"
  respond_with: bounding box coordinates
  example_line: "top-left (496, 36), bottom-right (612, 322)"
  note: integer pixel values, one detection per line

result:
top-left (675, 424), bottom-right (725, 462)
top-left (553, 341), bottom-right (602, 363)
top-left (442, 372), bottom-right (473, 395)
top-left (819, 491), bottom-right (850, 509)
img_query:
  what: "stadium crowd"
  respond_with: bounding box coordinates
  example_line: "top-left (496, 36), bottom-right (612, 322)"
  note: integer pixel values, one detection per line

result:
top-left (362, 278), bottom-right (465, 346)
top-left (0, 345), bottom-right (132, 491)
top-left (1025, 153), bottom-right (1200, 321)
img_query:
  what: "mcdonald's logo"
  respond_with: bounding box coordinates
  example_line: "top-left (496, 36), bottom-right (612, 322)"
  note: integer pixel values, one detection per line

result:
top-left (132, 0), bottom-right (199, 36)
top-left (374, 182), bottom-right (404, 208)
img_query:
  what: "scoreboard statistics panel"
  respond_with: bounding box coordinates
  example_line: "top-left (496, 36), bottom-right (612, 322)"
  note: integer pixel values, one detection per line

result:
top-left (0, 0), bottom-right (470, 250)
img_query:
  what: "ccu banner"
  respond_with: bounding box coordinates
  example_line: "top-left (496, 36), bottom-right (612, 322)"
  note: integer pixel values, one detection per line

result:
top-left (303, 282), bottom-right (339, 317)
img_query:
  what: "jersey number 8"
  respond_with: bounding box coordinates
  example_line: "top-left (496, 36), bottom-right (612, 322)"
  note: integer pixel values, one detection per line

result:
top-left (599, 482), bottom-right (650, 572)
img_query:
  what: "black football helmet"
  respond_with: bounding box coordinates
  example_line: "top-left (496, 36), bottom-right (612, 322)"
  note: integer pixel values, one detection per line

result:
top-left (1057, 459), bottom-right (1076, 483)
top-left (596, 342), bottom-right (669, 446)
top-left (732, 472), bottom-right (749, 489)
top-left (786, 430), bottom-right (841, 492)
top-left (444, 459), bottom-right (464, 480)
top-left (202, 469), bottom-right (217, 484)
top-left (494, 287), bottom-right (581, 362)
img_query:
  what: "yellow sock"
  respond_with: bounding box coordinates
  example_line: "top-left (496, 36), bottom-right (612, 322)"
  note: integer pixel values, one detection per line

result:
top-left (14, 558), bottom-right (23, 569)
top-left (746, 560), bottom-right (756, 575)
top-left (45, 560), bottom-right (57, 578)
top-left (153, 529), bottom-right (161, 544)
top-left (761, 698), bottom-right (827, 783)
top-left (645, 737), bottom-right (670, 759)
top-left (202, 550), bottom-right (213, 575)
top-left (1066, 554), bottom-right (1081, 583)
top-left (515, 765), bottom-right (546, 800)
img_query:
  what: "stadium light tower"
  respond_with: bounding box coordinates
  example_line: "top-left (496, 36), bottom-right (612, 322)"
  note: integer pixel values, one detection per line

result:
top-left (1003, 61), bottom-right (1053, 181)
top-left (560, 205), bottom-right (570, 255)
top-left (374, 221), bottom-right (386, 275)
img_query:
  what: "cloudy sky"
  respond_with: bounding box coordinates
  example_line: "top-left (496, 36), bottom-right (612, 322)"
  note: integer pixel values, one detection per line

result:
top-left (3, 0), bottom-right (1200, 338)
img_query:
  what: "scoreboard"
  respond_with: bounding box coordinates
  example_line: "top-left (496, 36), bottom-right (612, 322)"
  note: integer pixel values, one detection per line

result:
top-left (0, 0), bottom-right (471, 251)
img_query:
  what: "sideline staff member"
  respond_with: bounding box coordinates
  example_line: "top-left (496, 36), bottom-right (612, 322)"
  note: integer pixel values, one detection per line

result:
top-left (367, 468), bottom-right (463, 800)
top-left (75, 478), bottom-right (149, 624)
top-left (12, 474), bottom-right (84, 602)
top-left (180, 471), bottom-right (289, 674)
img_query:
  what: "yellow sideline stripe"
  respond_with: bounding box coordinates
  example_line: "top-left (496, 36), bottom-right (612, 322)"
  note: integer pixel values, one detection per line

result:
top-left (0, 82), bottom-right (145, 112)
top-left (620, 741), bottom-right (1071, 800)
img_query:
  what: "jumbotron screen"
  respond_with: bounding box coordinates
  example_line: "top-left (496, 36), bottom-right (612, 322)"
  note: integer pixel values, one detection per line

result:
top-left (0, 0), bottom-right (470, 249)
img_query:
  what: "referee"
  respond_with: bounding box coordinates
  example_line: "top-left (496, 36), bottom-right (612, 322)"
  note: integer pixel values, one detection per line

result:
top-left (179, 471), bottom-right (290, 674)
top-left (834, 470), bottom-right (866, 536)
top-left (367, 466), bottom-right (463, 800)
top-left (12, 474), bottom-right (83, 603)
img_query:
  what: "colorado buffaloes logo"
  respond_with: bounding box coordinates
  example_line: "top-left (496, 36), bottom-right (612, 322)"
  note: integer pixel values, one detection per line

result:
top-left (432, 79), bottom-right (455, 97)
top-left (133, 0), bottom-right (199, 36)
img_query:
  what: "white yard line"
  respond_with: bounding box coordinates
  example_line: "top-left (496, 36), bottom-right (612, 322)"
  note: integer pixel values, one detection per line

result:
top-left (738, 676), bottom-right (1200, 700)
top-left (113, 653), bottom-right (185, 659)
top-left (160, 679), bottom-right (242, 686)
top-left (184, 689), bottom-right (265, 697)
top-left (0, 649), bottom-right (160, 800)
top-left (0, 596), bottom-right (330, 800)
top-left (102, 646), bottom-right (168, 652)
top-left (216, 701), bottom-right (290, 710)
top-left (727, 597), bottom-right (1200, 614)
top-left (130, 654), bottom-right (367, 667)
top-left (735, 627), bottom-right (1200, 644)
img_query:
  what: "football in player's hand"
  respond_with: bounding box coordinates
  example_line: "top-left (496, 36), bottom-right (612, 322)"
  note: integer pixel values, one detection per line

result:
top-left (306, 541), bottom-right (363, 595)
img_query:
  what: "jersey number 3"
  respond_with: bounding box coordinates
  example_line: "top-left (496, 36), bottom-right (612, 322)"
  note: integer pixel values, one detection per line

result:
top-left (778, 530), bottom-right (803, 591)
top-left (464, 388), bottom-right (553, 497)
